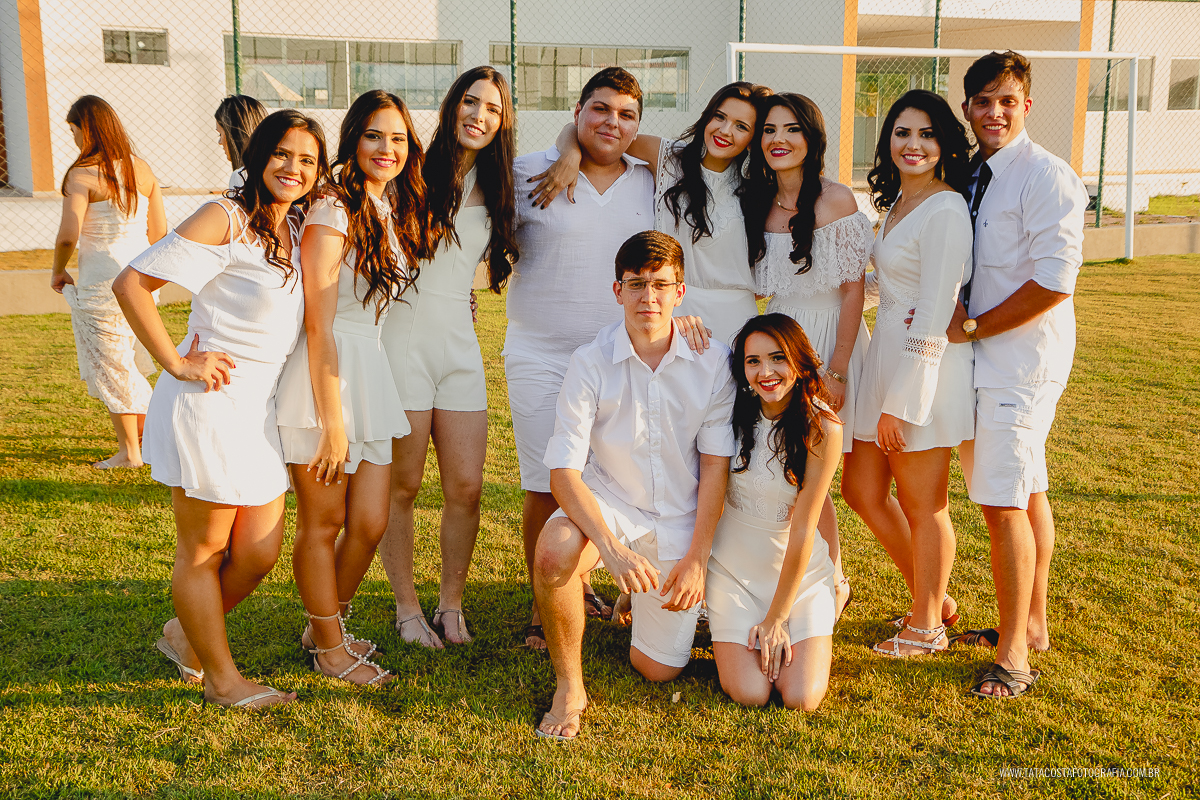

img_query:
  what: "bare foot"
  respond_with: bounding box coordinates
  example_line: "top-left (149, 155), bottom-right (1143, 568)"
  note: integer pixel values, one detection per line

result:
top-left (1027, 624), bottom-right (1051, 652)
top-left (205, 678), bottom-right (298, 709)
top-left (537, 686), bottom-right (588, 740)
top-left (162, 618), bottom-right (202, 681)
top-left (93, 455), bottom-right (144, 469)
top-left (396, 607), bottom-right (443, 649)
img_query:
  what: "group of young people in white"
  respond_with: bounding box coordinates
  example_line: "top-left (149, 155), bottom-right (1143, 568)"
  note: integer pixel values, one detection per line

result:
top-left (51, 49), bottom-right (1083, 731)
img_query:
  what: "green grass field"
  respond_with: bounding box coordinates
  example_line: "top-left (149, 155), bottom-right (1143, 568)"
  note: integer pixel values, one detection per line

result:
top-left (1, 257), bottom-right (1198, 799)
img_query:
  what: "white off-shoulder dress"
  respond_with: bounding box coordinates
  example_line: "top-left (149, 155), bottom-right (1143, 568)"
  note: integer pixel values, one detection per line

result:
top-left (655, 140), bottom-right (758, 347)
top-left (64, 197), bottom-right (156, 415)
top-left (130, 199), bottom-right (305, 506)
top-left (707, 410), bottom-right (838, 645)
top-left (383, 167), bottom-right (489, 413)
top-left (756, 212), bottom-right (873, 452)
top-left (854, 191), bottom-right (975, 451)
top-left (276, 195), bottom-right (411, 472)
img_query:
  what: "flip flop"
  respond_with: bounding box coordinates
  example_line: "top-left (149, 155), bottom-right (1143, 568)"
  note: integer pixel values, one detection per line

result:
top-left (969, 662), bottom-right (1040, 699)
top-left (155, 637), bottom-right (204, 685)
top-left (534, 701), bottom-right (587, 741)
top-left (951, 627), bottom-right (1000, 648)
top-left (523, 624), bottom-right (547, 650)
top-left (229, 687), bottom-right (293, 710)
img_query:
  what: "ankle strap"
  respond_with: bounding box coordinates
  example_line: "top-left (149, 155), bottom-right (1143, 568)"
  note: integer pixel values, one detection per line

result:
top-left (905, 623), bottom-right (946, 636)
top-left (305, 610), bottom-right (342, 622)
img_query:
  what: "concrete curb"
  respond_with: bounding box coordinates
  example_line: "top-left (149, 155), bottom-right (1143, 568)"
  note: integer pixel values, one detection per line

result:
top-left (1082, 222), bottom-right (1200, 261)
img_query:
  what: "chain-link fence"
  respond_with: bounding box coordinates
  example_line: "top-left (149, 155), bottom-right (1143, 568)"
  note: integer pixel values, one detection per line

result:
top-left (1, 0), bottom-right (1198, 257)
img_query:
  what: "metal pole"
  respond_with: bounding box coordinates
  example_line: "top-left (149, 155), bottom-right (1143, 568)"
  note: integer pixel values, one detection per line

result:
top-left (1125, 56), bottom-right (1137, 259)
top-left (931, 0), bottom-right (942, 88)
top-left (1096, 0), bottom-right (1117, 228)
top-left (738, 0), bottom-right (746, 81)
top-left (231, 0), bottom-right (243, 94)
top-left (509, 0), bottom-right (518, 145)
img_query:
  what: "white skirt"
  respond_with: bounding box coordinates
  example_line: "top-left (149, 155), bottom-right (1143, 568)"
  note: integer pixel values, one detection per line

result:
top-left (143, 346), bottom-right (289, 507)
top-left (706, 505), bottom-right (837, 645)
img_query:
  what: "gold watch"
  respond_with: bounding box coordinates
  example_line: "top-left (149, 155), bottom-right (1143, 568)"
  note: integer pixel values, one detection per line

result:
top-left (962, 318), bottom-right (979, 342)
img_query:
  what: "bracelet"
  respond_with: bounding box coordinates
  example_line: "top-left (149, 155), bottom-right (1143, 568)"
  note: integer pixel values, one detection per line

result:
top-left (824, 368), bottom-right (848, 385)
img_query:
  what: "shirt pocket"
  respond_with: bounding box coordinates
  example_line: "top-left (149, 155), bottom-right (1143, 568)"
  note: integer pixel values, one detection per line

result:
top-left (976, 220), bottom-right (1023, 270)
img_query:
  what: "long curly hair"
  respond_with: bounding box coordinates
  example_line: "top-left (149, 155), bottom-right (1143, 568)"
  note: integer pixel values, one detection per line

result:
top-left (866, 89), bottom-right (974, 212)
top-left (63, 96), bottom-right (139, 217)
top-left (741, 93), bottom-right (827, 274)
top-left (423, 66), bottom-right (518, 293)
top-left (229, 109), bottom-right (329, 285)
top-left (327, 90), bottom-right (429, 319)
top-left (730, 314), bottom-right (838, 487)
top-left (660, 82), bottom-right (771, 245)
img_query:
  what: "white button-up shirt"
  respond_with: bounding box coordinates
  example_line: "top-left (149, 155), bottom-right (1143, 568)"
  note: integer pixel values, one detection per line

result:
top-left (504, 146), bottom-right (655, 368)
top-left (970, 129), bottom-right (1088, 388)
top-left (543, 320), bottom-right (738, 561)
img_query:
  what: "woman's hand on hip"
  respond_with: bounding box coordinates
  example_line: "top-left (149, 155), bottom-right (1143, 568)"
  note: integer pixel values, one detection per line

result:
top-left (171, 334), bottom-right (236, 392)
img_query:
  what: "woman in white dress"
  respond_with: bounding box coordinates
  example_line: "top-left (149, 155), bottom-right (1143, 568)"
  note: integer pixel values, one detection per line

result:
top-left (50, 96), bottom-right (167, 468)
top-left (708, 313), bottom-right (841, 710)
top-left (215, 95), bottom-right (267, 191)
top-left (379, 66), bottom-right (518, 647)
top-left (743, 93), bottom-right (872, 616)
top-left (840, 90), bottom-right (975, 657)
top-left (534, 81), bottom-right (770, 347)
top-left (114, 110), bottom-right (328, 709)
top-left (277, 91), bottom-right (426, 684)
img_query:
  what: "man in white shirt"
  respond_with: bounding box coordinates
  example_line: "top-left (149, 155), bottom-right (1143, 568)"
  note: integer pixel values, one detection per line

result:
top-left (505, 68), bottom-right (656, 644)
top-left (948, 51), bottom-right (1088, 698)
top-left (533, 231), bottom-right (736, 740)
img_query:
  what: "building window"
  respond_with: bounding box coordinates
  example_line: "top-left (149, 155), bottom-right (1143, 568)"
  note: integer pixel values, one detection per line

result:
top-left (1168, 58), bottom-right (1200, 110)
top-left (852, 57), bottom-right (948, 183)
top-left (1087, 58), bottom-right (1152, 111)
top-left (225, 36), bottom-right (459, 110)
top-left (490, 43), bottom-right (689, 111)
top-left (350, 41), bottom-right (459, 110)
top-left (103, 29), bottom-right (169, 66)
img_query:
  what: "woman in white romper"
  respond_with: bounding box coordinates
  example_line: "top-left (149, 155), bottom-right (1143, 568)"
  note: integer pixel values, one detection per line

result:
top-left (277, 91), bottom-right (425, 685)
top-left (743, 93), bottom-right (871, 616)
top-left (840, 91), bottom-right (975, 658)
top-left (114, 111), bottom-right (328, 709)
top-left (707, 314), bottom-right (842, 710)
top-left (379, 67), bottom-right (518, 647)
top-left (50, 96), bottom-right (167, 468)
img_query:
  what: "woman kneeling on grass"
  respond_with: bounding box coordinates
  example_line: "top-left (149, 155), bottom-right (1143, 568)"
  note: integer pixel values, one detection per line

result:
top-left (114, 110), bottom-right (328, 709)
top-left (706, 313), bottom-right (841, 710)
top-left (275, 90), bottom-right (428, 685)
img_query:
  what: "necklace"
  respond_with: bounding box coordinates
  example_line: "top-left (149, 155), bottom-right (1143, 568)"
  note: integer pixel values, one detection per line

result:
top-left (895, 179), bottom-right (936, 214)
top-left (774, 195), bottom-right (798, 212)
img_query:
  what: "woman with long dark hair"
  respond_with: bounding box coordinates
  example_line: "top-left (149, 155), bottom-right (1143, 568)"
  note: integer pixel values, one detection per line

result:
top-left (707, 313), bottom-right (841, 710)
top-left (378, 66), bottom-right (517, 647)
top-left (50, 96), bottom-right (167, 468)
top-left (275, 90), bottom-right (425, 683)
top-left (114, 110), bottom-right (329, 708)
top-left (743, 93), bottom-right (871, 616)
top-left (841, 90), bottom-right (975, 657)
top-left (215, 95), bottom-right (268, 190)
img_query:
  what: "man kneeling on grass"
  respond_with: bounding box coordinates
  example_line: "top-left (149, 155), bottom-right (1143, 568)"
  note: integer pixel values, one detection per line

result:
top-left (533, 230), bottom-right (737, 740)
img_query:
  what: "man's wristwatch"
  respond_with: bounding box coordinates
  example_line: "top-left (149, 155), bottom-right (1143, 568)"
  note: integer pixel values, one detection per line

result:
top-left (962, 318), bottom-right (980, 342)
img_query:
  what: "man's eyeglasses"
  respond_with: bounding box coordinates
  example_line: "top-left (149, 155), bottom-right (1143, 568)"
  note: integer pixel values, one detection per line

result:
top-left (618, 279), bottom-right (680, 293)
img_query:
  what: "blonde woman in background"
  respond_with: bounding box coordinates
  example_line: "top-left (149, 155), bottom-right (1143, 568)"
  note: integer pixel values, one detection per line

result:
top-left (50, 95), bottom-right (167, 469)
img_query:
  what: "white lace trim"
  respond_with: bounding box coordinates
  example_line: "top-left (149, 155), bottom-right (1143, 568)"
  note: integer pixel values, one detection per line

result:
top-left (876, 281), bottom-right (918, 329)
top-left (755, 211), bottom-right (872, 299)
top-left (655, 139), bottom-right (742, 237)
top-left (902, 335), bottom-right (948, 366)
top-left (726, 415), bottom-right (798, 523)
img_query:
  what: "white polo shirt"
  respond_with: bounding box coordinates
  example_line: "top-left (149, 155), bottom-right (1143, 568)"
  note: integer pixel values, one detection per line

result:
top-left (543, 320), bottom-right (738, 561)
top-left (504, 146), bottom-right (656, 367)
top-left (969, 130), bottom-right (1088, 388)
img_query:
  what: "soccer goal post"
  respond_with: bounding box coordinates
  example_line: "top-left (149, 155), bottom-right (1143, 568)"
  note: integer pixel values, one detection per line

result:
top-left (728, 43), bottom-right (1140, 259)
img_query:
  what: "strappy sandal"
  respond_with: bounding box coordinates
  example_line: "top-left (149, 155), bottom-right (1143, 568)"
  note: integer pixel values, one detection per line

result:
top-left (306, 611), bottom-right (391, 686)
top-left (155, 637), bottom-right (204, 685)
top-left (873, 623), bottom-right (947, 658)
top-left (951, 627), bottom-right (1000, 648)
top-left (302, 601), bottom-right (377, 659)
top-left (231, 688), bottom-right (292, 709)
top-left (970, 662), bottom-right (1041, 699)
top-left (583, 590), bottom-right (613, 620)
top-left (397, 612), bottom-right (442, 648)
top-left (535, 701), bottom-right (588, 741)
top-left (432, 608), bottom-right (472, 644)
top-left (523, 624), bottom-right (546, 650)
top-left (890, 594), bottom-right (960, 629)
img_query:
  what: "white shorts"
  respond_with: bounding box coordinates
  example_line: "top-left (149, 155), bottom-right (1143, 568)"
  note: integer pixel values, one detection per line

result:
top-left (278, 426), bottom-right (392, 474)
top-left (960, 382), bottom-right (1064, 510)
top-left (550, 502), bottom-right (699, 669)
top-left (504, 353), bottom-right (568, 492)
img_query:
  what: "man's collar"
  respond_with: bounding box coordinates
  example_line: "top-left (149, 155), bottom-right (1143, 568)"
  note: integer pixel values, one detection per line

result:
top-left (978, 128), bottom-right (1030, 180)
top-left (612, 319), bottom-right (693, 366)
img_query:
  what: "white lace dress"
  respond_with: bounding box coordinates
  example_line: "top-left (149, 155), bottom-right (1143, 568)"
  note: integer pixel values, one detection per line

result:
top-left (276, 195), bottom-right (411, 471)
top-left (756, 212), bottom-right (873, 452)
top-left (854, 191), bottom-right (975, 450)
top-left (655, 140), bottom-right (758, 346)
top-left (130, 199), bottom-right (305, 506)
top-left (64, 197), bottom-right (156, 415)
top-left (706, 412), bottom-right (837, 645)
